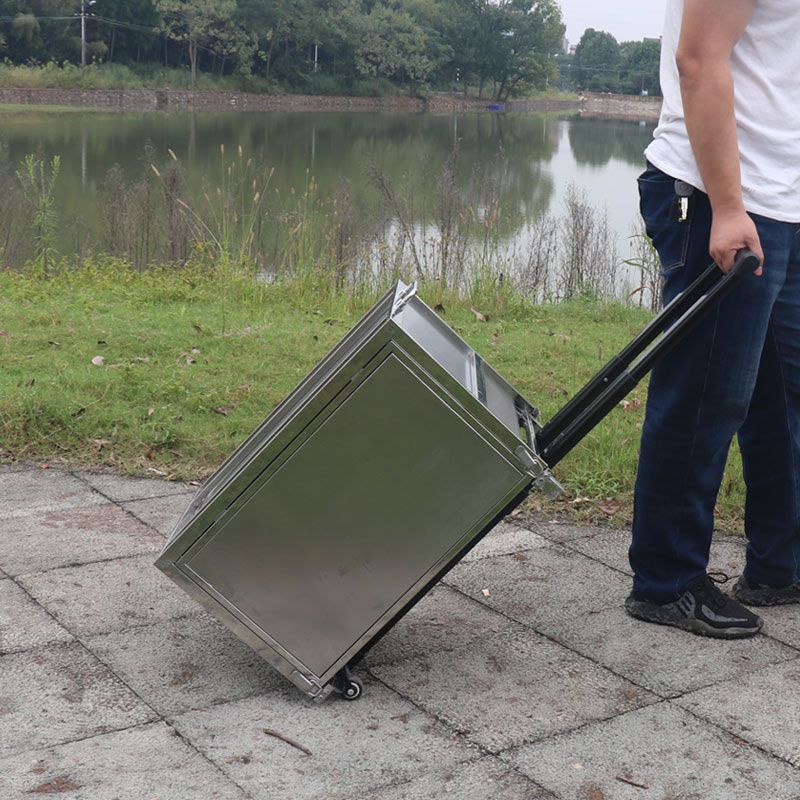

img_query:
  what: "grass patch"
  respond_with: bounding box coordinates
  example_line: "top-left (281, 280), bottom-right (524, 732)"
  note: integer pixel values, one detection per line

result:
top-left (0, 265), bottom-right (747, 530)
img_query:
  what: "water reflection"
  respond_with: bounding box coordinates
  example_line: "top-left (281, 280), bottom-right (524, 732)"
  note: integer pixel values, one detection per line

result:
top-left (568, 116), bottom-right (654, 168)
top-left (0, 108), bottom-right (655, 256)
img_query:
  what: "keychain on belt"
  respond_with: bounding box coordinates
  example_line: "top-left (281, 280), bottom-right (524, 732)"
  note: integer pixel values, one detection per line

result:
top-left (670, 180), bottom-right (695, 223)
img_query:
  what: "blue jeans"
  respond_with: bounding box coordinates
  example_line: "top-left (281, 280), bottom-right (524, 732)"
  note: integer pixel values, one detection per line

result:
top-left (630, 162), bottom-right (800, 603)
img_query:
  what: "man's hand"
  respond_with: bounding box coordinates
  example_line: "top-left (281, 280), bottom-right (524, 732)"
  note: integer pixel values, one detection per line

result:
top-left (710, 207), bottom-right (764, 275)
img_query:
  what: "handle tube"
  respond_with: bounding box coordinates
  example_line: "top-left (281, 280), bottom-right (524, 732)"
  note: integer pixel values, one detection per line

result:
top-left (537, 260), bottom-right (730, 453)
top-left (539, 249), bottom-right (760, 467)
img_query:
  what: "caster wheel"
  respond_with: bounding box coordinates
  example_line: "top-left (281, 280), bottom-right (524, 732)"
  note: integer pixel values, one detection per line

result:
top-left (342, 677), bottom-right (362, 701)
top-left (333, 665), bottom-right (363, 701)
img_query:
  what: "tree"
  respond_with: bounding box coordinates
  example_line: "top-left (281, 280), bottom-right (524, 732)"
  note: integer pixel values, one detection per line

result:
top-left (573, 28), bottom-right (620, 92)
top-left (620, 38), bottom-right (661, 96)
top-left (156, 0), bottom-right (242, 87)
top-left (493, 0), bottom-right (564, 100)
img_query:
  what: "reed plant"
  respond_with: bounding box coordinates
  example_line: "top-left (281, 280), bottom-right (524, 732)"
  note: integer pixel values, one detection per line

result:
top-left (3, 144), bottom-right (653, 313)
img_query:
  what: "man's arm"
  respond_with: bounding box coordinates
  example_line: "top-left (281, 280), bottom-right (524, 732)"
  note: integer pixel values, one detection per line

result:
top-left (677, 0), bottom-right (764, 273)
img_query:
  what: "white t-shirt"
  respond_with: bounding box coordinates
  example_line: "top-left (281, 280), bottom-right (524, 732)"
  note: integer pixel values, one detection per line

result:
top-left (645, 0), bottom-right (800, 223)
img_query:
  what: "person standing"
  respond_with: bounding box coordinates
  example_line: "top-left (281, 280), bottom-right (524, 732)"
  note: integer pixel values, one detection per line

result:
top-left (626, 0), bottom-right (800, 637)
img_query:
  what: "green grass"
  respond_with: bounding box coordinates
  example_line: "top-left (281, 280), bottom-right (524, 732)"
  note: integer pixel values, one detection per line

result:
top-left (0, 62), bottom-right (278, 93)
top-left (0, 103), bottom-right (114, 114)
top-left (0, 264), bottom-right (747, 529)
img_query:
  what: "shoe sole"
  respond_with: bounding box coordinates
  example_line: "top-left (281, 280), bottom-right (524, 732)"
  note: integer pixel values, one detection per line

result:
top-left (625, 599), bottom-right (763, 640)
top-left (732, 589), bottom-right (800, 607)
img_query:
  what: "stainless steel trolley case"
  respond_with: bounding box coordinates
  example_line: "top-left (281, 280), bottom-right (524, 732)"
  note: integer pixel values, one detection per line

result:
top-left (156, 251), bottom-right (758, 701)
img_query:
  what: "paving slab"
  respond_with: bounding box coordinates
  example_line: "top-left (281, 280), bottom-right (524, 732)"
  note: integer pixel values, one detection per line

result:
top-left (675, 659), bottom-right (800, 766)
top-left (78, 469), bottom-right (195, 502)
top-left (506, 702), bottom-right (800, 800)
top-left (444, 545), bottom-right (630, 638)
top-left (364, 756), bottom-right (555, 799)
top-left (19, 554), bottom-right (200, 637)
top-left (0, 468), bottom-right (105, 519)
top-left (372, 628), bottom-right (655, 752)
top-left (461, 522), bottom-right (549, 563)
top-left (85, 614), bottom-right (285, 716)
top-left (0, 501), bottom-right (164, 576)
top-left (564, 529), bottom-right (748, 578)
top-left (0, 721), bottom-right (247, 799)
top-left (543, 603), bottom-right (798, 699)
top-left (170, 679), bottom-right (476, 800)
top-left (121, 492), bottom-right (195, 536)
top-left (517, 512), bottom-right (620, 544)
top-left (756, 605), bottom-right (800, 650)
top-left (0, 642), bottom-right (156, 756)
top-left (0, 578), bottom-right (72, 654)
top-left (364, 585), bottom-right (519, 668)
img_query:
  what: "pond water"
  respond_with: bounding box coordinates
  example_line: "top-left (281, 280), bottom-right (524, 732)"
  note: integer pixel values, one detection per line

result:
top-left (0, 107), bottom-right (657, 289)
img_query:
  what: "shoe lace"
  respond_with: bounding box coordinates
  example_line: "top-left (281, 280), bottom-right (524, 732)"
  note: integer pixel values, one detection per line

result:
top-left (695, 572), bottom-right (731, 611)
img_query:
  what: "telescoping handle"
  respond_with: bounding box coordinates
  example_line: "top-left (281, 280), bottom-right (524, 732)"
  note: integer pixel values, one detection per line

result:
top-left (537, 249), bottom-right (761, 468)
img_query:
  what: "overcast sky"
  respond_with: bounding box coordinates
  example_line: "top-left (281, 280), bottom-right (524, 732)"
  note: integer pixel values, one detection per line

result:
top-left (560, 0), bottom-right (668, 45)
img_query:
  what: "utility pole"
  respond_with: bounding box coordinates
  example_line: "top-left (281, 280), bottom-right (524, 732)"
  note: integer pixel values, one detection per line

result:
top-left (81, 0), bottom-right (96, 67)
top-left (81, 0), bottom-right (86, 66)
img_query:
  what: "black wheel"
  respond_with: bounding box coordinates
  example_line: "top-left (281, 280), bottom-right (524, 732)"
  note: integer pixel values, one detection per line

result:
top-left (342, 676), bottom-right (362, 701)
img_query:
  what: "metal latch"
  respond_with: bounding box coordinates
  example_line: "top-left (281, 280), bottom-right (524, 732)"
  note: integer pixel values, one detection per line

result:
top-left (391, 280), bottom-right (418, 317)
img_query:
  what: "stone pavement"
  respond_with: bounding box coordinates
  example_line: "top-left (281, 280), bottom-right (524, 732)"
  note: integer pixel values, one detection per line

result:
top-left (2, 463), bottom-right (800, 800)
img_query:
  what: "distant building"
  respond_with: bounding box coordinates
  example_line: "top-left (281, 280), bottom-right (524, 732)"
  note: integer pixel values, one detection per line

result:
top-left (561, 36), bottom-right (570, 54)
top-left (643, 36), bottom-right (662, 44)
top-left (569, 44), bottom-right (578, 55)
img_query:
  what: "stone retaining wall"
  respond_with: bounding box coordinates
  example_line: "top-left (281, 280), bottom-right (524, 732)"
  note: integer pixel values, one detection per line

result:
top-left (0, 86), bottom-right (581, 114)
top-left (582, 91), bottom-right (662, 121)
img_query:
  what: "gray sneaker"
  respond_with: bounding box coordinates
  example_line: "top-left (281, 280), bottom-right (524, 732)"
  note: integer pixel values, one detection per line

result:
top-left (732, 575), bottom-right (800, 607)
top-left (625, 573), bottom-right (763, 639)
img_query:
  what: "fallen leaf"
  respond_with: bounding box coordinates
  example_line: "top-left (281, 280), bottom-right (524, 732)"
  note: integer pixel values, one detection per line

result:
top-left (73, 407), bottom-right (86, 417)
top-left (433, 302), bottom-right (445, 313)
top-left (481, 588), bottom-right (491, 597)
top-left (191, 347), bottom-right (201, 354)
top-left (92, 439), bottom-right (112, 451)
top-left (597, 498), bottom-right (623, 517)
top-left (91, 356), bottom-right (105, 366)
top-left (193, 323), bottom-right (203, 333)
top-left (490, 331), bottom-right (500, 346)
top-left (213, 406), bottom-right (234, 416)
top-left (147, 407), bottom-right (155, 418)
top-left (144, 447), bottom-right (156, 461)
top-left (147, 467), bottom-right (167, 476)
top-left (510, 508), bottom-right (522, 517)
top-left (26, 776), bottom-right (81, 795)
top-left (47, 340), bottom-right (60, 347)
top-left (185, 356), bottom-right (196, 365)
top-left (584, 785), bottom-right (606, 800)
top-left (0, 330), bottom-right (8, 336)
top-left (619, 398), bottom-right (642, 412)
top-left (26, 378), bottom-right (35, 388)
top-left (470, 306), bottom-right (490, 322)
top-left (615, 773), bottom-right (649, 790)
